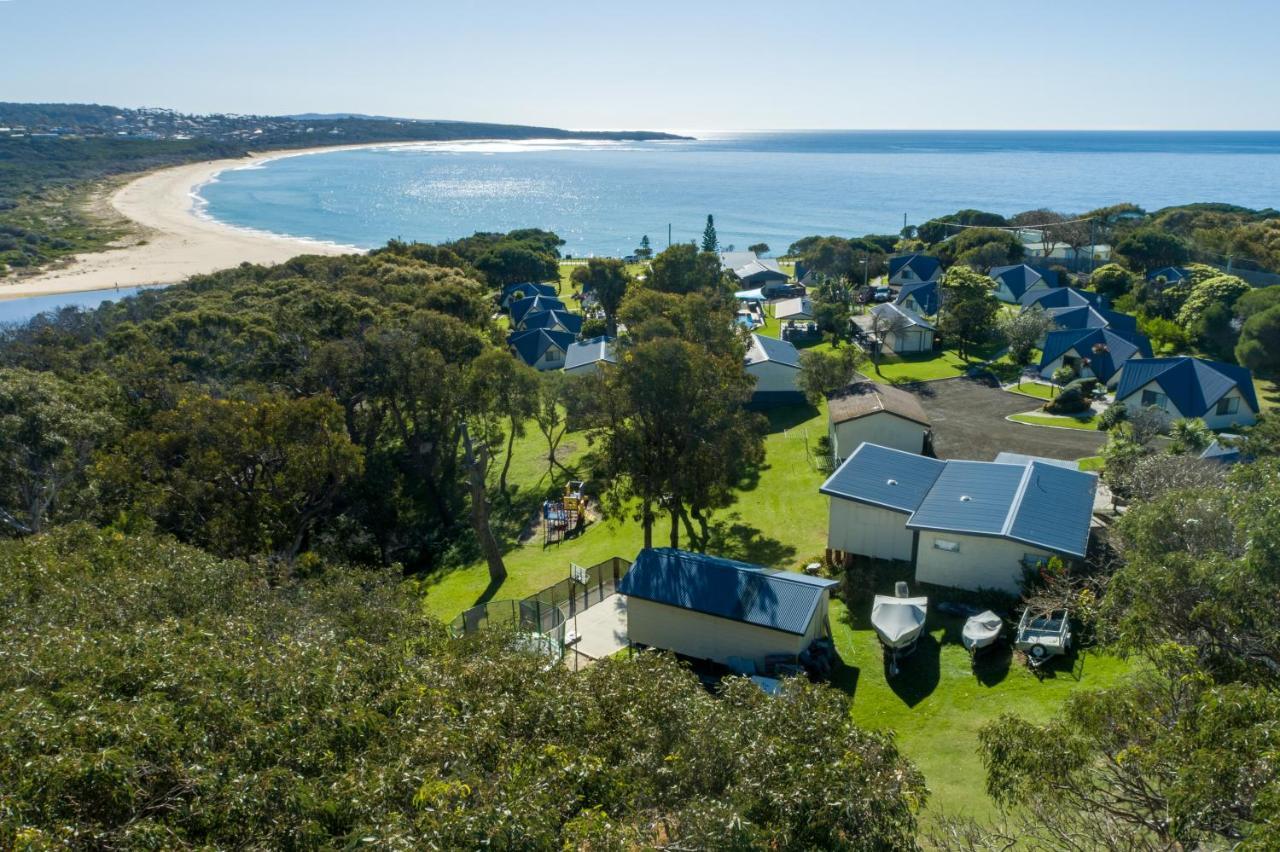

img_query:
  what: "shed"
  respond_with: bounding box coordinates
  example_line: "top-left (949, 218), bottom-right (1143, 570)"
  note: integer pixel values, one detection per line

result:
top-left (825, 381), bottom-right (931, 460)
top-left (744, 333), bottom-right (803, 407)
top-left (775, 297), bottom-right (814, 322)
top-left (617, 548), bottom-right (838, 671)
top-left (870, 302), bottom-right (934, 354)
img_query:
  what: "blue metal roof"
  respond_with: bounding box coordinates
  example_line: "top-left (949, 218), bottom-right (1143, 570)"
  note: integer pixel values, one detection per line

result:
top-left (1201, 437), bottom-right (1243, 465)
top-left (509, 295), bottom-right (566, 324)
top-left (1115, 356), bottom-right (1259, 417)
top-left (563, 335), bottom-right (616, 371)
top-left (520, 309), bottom-right (583, 335)
top-left (617, 548), bottom-right (837, 635)
top-left (1005, 462), bottom-right (1097, 557)
top-left (1146, 266), bottom-right (1190, 283)
top-left (890, 253), bottom-right (942, 281)
top-left (1038, 327), bottom-right (1151, 384)
top-left (895, 280), bottom-right (940, 315)
top-left (507, 328), bottom-right (575, 366)
top-left (1020, 287), bottom-right (1107, 311)
top-left (907, 460), bottom-right (1026, 538)
top-left (747, 333), bottom-right (802, 369)
top-left (820, 442), bottom-right (946, 513)
top-left (991, 264), bottom-right (1058, 299)
top-left (500, 282), bottom-right (557, 304)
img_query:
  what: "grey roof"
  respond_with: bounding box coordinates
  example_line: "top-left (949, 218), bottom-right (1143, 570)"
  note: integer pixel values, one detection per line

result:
top-left (820, 442), bottom-right (946, 513)
top-left (871, 301), bottom-right (934, 330)
top-left (720, 251), bottom-right (786, 281)
top-left (993, 452), bottom-right (1079, 470)
top-left (746, 334), bottom-right (801, 369)
top-left (775, 296), bottom-right (814, 320)
top-left (617, 548), bottom-right (837, 636)
top-left (563, 335), bottom-right (616, 371)
top-left (1115, 357), bottom-right (1259, 416)
top-left (825, 443), bottom-right (1098, 558)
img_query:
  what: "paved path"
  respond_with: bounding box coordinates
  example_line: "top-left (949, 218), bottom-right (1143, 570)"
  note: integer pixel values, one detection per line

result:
top-left (569, 594), bottom-right (628, 661)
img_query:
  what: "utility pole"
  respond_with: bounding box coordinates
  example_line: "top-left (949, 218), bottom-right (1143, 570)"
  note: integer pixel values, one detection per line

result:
top-left (1089, 218), bottom-right (1096, 274)
top-left (668, 223), bottom-right (672, 249)
top-left (461, 421), bottom-right (507, 585)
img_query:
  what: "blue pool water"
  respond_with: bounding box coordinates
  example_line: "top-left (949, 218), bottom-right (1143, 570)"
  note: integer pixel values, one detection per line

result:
top-left (196, 131), bottom-right (1280, 257)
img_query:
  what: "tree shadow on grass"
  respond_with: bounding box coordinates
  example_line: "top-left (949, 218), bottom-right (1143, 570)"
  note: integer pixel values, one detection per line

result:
top-left (702, 513), bottom-right (796, 567)
top-left (761, 403), bottom-right (820, 433)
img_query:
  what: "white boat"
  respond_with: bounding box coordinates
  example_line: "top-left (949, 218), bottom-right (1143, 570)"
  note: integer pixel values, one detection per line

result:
top-left (871, 582), bottom-right (928, 675)
top-left (962, 611), bottom-right (1003, 655)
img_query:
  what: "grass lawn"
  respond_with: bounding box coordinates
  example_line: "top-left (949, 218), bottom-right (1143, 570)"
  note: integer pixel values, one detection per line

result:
top-left (1077, 455), bottom-right (1105, 471)
top-left (1006, 380), bottom-right (1056, 401)
top-left (1009, 412), bottom-right (1102, 431)
top-left (422, 401), bottom-right (1134, 822)
top-left (867, 349), bottom-right (973, 383)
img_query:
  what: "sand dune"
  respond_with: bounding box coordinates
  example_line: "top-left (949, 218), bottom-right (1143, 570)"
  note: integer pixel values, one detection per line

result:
top-left (0, 147), bottom-right (369, 301)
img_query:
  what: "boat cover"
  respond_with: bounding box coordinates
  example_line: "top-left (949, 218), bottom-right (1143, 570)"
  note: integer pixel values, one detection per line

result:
top-left (871, 595), bottom-right (928, 648)
top-left (962, 610), bottom-right (1003, 649)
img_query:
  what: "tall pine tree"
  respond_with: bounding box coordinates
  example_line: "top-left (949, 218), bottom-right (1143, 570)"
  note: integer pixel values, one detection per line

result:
top-left (701, 215), bottom-right (718, 253)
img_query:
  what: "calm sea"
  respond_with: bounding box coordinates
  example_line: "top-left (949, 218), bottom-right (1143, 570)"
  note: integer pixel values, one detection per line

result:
top-left (0, 286), bottom-right (163, 326)
top-left (190, 130), bottom-right (1280, 258)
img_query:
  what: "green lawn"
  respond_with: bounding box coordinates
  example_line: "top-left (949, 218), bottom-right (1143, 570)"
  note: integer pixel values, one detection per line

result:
top-left (1077, 455), bottom-right (1106, 472)
top-left (423, 401), bottom-right (1134, 821)
top-left (867, 349), bottom-right (973, 383)
top-left (1006, 380), bottom-right (1056, 401)
top-left (1009, 412), bottom-right (1102, 431)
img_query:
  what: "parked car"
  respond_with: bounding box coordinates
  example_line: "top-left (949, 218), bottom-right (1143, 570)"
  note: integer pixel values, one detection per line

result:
top-left (873, 286), bottom-right (892, 302)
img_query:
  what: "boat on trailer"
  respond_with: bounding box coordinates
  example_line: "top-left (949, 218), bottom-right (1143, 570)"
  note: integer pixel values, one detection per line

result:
top-left (962, 610), bottom-right (1004, 661)
top-left (871, 581), bottom-right (928, 676)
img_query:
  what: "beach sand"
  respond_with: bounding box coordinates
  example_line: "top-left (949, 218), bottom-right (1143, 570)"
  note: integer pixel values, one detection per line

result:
top-left (0, 145), bottom-right (374, 302)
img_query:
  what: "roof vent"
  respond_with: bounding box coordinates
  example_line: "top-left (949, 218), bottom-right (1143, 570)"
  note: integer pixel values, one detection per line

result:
top-left (886, 478), bottom-right (898, 486)
top-left (960, 495), bottom-right (973, 502)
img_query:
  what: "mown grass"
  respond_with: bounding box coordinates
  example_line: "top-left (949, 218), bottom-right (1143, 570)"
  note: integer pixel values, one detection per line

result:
top-left (1005, 380), bottom-right (1057, 401)
top-left (1077, 455), bottom-right (1106, 471)
top-left (1009, 412), bottom-right (1102, 430)
top-left (423, 400), bottom-right (1134, 822)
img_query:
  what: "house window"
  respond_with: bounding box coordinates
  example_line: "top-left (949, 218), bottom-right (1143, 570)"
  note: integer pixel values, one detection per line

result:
top-left (545, 350), bottom-right (560, 363)
top-left (1216, 396), bottom-right (1240, 416)
top-left (1141, 389), bottom-right (1167, 409)
top-left (933, 539), bottom-right (960, 553)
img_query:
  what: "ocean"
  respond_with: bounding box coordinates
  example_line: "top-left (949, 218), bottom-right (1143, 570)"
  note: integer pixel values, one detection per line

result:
top-left (0, 286), bottom-right (165, 327)
top-left (195, 131), bottom-right (1280, 258)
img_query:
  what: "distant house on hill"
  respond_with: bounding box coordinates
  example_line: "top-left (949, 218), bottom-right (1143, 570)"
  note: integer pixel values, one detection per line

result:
top-left (499, 282), bottom-right (557, 310)
top-left (1037, 327), bottom-right (1152, 387)
top-left (519, 308), bottom-right (583, 336)
top-left (820, 442), bottom-right (1097, 594)
top-left (509, 294), bottom-right (567, 325)
top-left (991, 264), bottom-right (1060, 303)
top-left (826, 381), bottom-right (931, 461)
top-left (720, 250), bottom-right (791, 296)
top-left (870, 302), bottom-right (934, 354)
top-left (744, 334), bottom-right (803, 407)
top-left (563, 335), bottom-right (617, 375)
top-left (895, 280), bottom-right (940, 316)
top-left (1113, 356), bottom-right (1259, 430)
top-left (1146, 266), bottom-right (1191, 285)
top-left (888, 253), bottom-right (942, 287)
top-left (617, 548), bottom-right (839, 672)
top-left (508, 328), bottom-right (576, 371)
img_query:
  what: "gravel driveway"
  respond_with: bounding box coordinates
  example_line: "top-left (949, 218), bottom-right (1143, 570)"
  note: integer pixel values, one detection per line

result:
top-left (905, 375), bottom-right (1107, 462)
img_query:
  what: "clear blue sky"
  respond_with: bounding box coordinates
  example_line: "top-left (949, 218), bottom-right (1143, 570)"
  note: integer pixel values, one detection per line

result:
top-left (3, 0), bottom-right (1278, 131)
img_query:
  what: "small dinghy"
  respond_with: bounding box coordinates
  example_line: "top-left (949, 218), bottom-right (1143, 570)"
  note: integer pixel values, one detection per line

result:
top-left (872, 581), bottom-right (928, 676)
top-left (962, 610), bottom-right (1003, 660)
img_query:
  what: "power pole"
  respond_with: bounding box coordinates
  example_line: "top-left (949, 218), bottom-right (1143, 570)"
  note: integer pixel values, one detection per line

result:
top-left (461, 421), bottom-right (507, 585)
top-left (668, 223), bottom-right (672, 249)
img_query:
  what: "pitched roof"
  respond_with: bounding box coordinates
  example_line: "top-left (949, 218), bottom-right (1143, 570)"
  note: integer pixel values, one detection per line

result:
top-left (895, 280), bottom-right (940, 315)
top-left (720, 251), bottom-right (786, 281)
top-left (889, 253), bottom-right (942, 281)
top-left (905, 459), bottom-right (1097, 558)
top-left (1200, 436), bottom-right (1243, 465)
top-left (1020, 286), bottom-right (1107, 311)
top-left (746, 333), bottom-right (801, 369)
top-left (507, 328), bottom-right (575, 367)
top-left (1038, 327), bottom-right (1152, 384)
top-left (500, 282), bottom-right (557, 304)
top-left (820, 442), bottom-right (946, 513)
top-left (617, 548), bottom-right (837, 635)
top-left (509, 294), bottom-right (566, 324)
top-left (563, 335), bottom-right (616, 371)
top-left (1146, 266), bottom-right (1190, 283)
top-left (825, 381), bottom-right (931, 427)
top-left (1115, 357), bottom-right (1259, 416)
top-left (775, 297), bottom-right (813, 320)
top-left (993, 452), bottom-right (1080, 470)
top-left (991, 264), bottom-right (1059, 299)
top-left (520, 309), bottom-right (583, 334)
top-left (871, 301), bottom-right (935, 330)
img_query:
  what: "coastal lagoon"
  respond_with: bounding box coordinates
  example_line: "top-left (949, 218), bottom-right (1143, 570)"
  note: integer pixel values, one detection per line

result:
top-left (0, 286), bottom-right (165, 327)
top-left (199, 131), bottom-right (1280, 257)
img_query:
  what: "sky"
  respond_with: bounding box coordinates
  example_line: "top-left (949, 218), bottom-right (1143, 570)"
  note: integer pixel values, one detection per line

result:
top-left (3, 0), bottom-right (1279, 131)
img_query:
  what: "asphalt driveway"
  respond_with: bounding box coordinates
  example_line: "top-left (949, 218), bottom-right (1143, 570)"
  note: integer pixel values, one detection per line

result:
top-left (905, 375), bottom-right (1106, 462)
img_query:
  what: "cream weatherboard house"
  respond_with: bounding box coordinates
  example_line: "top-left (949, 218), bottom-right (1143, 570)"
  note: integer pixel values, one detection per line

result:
top-left (744, 333), bottom-right (804, 407)
top-left (869, 302), bottom-right (934, 354)
top-left (820, 443), bottom-right (1098, 595)
top-left (826, 381), bottom-right (931, 461)
top-left (1113, 356), bottom-right (1259, 430)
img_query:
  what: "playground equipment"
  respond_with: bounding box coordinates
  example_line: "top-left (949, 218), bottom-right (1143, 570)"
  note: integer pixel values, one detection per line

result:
top-left (543, 481), bottom-right (588, 546)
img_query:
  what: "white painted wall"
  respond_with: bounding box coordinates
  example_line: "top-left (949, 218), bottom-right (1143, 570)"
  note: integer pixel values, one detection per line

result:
top-left (884, 326), bottom-right (934, 354)
top-left (830, 412), bottom-right (927, 460)
top-left (827, 499), bottom-right (915, 563)
top-left (747, 360), bottom-right (800, 394)
top-left (1202, 387), bottom-right (1258, 430)
top-left (625, 594), bottom-right (829, 670)
top-left (534, 346), bottom-right (566, 371)
top-left (913, 531), bottom-right (1054, 595)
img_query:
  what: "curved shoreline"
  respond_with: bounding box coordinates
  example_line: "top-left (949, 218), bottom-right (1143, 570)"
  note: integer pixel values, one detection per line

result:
top-left (0, 143), bottom-right (398, 302)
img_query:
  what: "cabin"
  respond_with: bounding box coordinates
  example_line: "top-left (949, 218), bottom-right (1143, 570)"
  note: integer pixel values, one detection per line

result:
top-left (508, 328), bottom-right (575, 371)
top-left (826, 381), bottom-right (931, 461)
top-left (1113, 356), bottom-right (1259, 430)
top-left (991, 264), bottom-right (1060, 304)
top-left (617, 548), bottom-right (838, 672)
top-left (499, 281), bottom-right (557, 310)
top-left (744, 333), bottom-right (803, 407)
top-left (888, 253), bottom-right (942, 287)
top-left (821, 442), bottom-right (1097, 595)
top-left (518, 308), bottom-right (583, 336)
top-left (1146, 266), bottom-right (1191, 286)
top-left (895, 280), bottom-right (939, 316)
top-left (1019, 286), bottom-right (1107, 311)
top-left (1038, 327), bottom-right (1152, 387)
top-left (720, 250), bottom-right (791, 297)
top-left (563, 335), bottom-right (617, 375)
top-left (509, 294), bottom-right (567, 326)
top-left (870, 302), bottom-right (934, 354)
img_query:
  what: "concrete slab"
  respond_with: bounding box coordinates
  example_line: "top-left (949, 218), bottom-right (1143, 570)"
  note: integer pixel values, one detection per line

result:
top-left (569, 594), bottom-right (628, 660)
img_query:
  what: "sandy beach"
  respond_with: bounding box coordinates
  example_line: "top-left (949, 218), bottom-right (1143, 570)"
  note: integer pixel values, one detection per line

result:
top-left (0, 145), bottom-right (378, 302)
